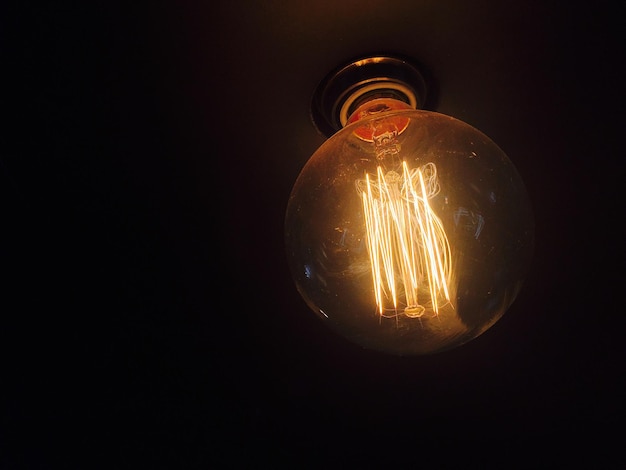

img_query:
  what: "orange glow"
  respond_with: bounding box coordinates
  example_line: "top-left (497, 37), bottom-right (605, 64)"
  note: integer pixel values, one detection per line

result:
top-left (359, 161), bottom-right (452, 317)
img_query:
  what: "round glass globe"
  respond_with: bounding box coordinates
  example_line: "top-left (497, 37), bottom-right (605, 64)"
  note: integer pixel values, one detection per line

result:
top-left (285, 99), bottom-right (534, 355)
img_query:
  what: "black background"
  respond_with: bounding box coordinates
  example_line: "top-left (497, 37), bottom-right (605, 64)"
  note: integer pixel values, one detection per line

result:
top-left (3, 1), bottom-right (625, 467)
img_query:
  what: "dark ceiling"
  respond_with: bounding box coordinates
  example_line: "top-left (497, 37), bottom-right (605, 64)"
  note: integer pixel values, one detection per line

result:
top-left (4, 1), bottom-right (625, 467)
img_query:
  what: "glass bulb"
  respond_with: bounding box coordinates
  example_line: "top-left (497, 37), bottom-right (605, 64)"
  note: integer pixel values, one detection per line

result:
top-left (285, 98), bottom-right (534, 355)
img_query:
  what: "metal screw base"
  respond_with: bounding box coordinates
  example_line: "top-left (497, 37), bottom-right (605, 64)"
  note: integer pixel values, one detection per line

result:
top-left (311, 55), bottom-right (428, 137)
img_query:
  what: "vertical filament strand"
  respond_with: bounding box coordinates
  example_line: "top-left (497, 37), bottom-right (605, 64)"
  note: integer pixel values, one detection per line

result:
top-left (360, 162), bottom-right (452, 316)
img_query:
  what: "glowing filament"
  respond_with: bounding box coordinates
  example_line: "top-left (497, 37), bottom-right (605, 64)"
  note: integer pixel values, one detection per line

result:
top-left (359, 162), bottom-right (452, 317)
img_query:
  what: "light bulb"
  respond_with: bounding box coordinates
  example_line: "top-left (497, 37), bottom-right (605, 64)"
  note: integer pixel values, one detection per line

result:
top-left (285, 56), bottom-right (534, 355)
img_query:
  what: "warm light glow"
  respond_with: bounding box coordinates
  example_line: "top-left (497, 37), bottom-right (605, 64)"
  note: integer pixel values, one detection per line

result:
top-left (286, 90), bottom-right (534, 355)
top-left (358, 161), bottom-right (452, 318)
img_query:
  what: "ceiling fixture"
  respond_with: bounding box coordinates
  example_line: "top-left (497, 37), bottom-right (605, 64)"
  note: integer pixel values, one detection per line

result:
top-left (284, 55), bottom-right (534, 355)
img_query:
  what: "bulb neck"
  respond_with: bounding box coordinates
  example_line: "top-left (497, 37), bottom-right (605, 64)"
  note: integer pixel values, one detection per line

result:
top-left (347, 97), bottom-right (413, 145)
top-left (346, 97), bottom-right (414, 126)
